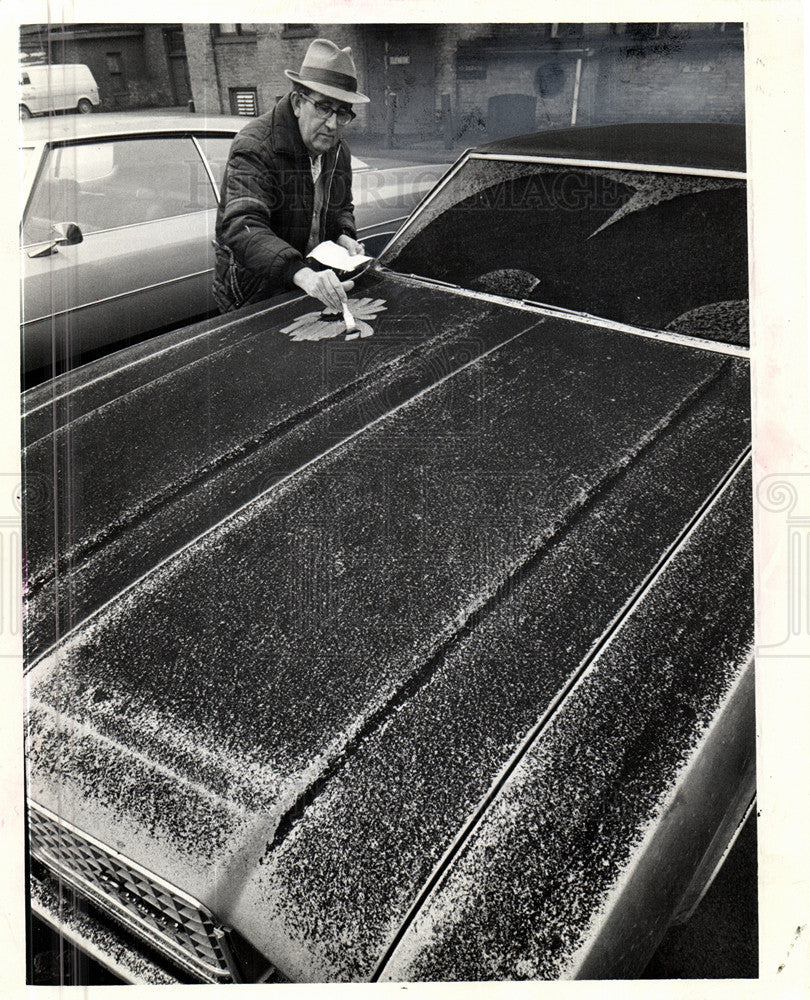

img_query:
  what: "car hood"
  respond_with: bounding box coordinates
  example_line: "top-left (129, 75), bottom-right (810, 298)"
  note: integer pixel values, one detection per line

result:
top-left (24, 273), bottom-right (753, 980)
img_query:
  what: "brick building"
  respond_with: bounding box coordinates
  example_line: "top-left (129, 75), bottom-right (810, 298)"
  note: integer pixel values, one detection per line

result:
top-left (447, 23), bottom-right (745, 137)
top-left (182, 22), bottom-right (744, 144)
top-left (19, 23), bottom-right (192, 111)
top-left (18, 22), bottom-right (744, 140)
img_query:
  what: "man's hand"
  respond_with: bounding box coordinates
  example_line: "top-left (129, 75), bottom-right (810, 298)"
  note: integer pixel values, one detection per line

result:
top-left (293, 267), bottom-right (354, 312)
top-left (337, 233), bottom-right (366, 256)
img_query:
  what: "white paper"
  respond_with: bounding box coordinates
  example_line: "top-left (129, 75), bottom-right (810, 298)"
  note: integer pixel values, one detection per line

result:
top-left (307, 240), bottom-right (373, 271)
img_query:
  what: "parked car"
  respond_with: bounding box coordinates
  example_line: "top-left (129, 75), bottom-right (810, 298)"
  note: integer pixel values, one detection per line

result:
top-left (23, 123), bottom-right (753, 984)
top-left (19, 63), bottom-right (100, 119)
top-left (20, 113), bottom-right (449, 382)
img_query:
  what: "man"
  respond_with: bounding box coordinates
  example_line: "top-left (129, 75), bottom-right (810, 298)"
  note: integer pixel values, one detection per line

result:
top-left (213, 38), bottom-right (369, 315)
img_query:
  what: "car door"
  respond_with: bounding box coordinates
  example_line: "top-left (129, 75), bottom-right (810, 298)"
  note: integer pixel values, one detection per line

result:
top-left (21, 134), bottom-right (220, 376)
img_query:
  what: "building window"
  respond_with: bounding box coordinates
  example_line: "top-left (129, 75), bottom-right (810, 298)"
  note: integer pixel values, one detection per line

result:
top-left (457, 63), bottom-right (486, 81)
top-left (164, 27), bottom-right (186, 55)
top-left (213, 24), bottom-right (256, 37)
top-left (281, 24), bottom-right (316, 39)
top-left (229, 88), bottom-right (258, 116)
top-left (106, 52), bottom-right (126, 94)
top-left (456, 46), bottom-right (487, 82)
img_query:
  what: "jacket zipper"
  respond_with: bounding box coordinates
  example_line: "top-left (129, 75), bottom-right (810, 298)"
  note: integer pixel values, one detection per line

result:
top-left (321, 148), bottom-right (338, 243)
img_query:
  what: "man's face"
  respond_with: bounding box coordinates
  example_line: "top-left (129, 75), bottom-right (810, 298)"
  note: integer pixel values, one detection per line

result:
top-left (292, 89), bottom-right (351, 156)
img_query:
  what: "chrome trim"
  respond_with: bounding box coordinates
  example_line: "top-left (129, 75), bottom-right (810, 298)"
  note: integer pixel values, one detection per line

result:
top-left (514, 299), bottom-right (749, 358)
top-left (381, 152), bottom-right (471, 247)
top-left (384, 271), bottom-right (750, 359)
top-left (356, 219), bottom-right (407, 260)
top-left (22, 267), bottom-right (214, 325)
top-left (671, 793), bottom-right (757, 924)
top-left (20, 140), bottom-right (51, 223)
top-left (30, 872), bottom-right (182, 985)
top-left (191, 134), bottom-right (222, 201)
top-left (467, 151), bottom-right (746, 179)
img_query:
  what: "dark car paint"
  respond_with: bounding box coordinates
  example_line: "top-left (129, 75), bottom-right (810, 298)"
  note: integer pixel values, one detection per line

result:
top-left (25, 279), bottom-right (752, 981)
top-left (476, 121), bottom-right (746, 172)
top-left (24, 124), bottom-right (753, 983)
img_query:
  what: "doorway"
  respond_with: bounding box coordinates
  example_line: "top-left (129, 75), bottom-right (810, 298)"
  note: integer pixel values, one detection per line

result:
top-left (363, 27), bottom-right (437, 145)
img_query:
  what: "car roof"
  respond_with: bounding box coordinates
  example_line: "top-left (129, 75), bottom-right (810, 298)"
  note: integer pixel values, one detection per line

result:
top-left (475, 122), bottom-right (746, 173)
top-left (19, 111), bottom-right (371, 170)
top-left (20, 112), bottom-right (252, 143)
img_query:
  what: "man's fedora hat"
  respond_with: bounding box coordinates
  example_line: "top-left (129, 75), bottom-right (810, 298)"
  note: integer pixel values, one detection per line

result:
top-left (285, 38), bottom-right (370, 104)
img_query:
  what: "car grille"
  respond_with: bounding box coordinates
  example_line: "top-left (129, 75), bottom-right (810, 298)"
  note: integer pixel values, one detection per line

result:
top-left (28, 800), bottom-right (240, 982)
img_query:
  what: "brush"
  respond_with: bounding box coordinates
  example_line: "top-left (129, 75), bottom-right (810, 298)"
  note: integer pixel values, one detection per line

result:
top-left (342, 301), bottom-right (359, 339)
top-left (342, 301), bottom-right (358, 333)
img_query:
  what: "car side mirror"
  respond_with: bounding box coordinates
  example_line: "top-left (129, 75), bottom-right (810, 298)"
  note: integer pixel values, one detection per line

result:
top-left (53, 222), bottom-right (83, 245)
top-left (28, 222), bottom-right (84, 258)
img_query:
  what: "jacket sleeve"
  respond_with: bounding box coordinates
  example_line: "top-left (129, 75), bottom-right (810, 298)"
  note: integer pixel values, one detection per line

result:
top-left (217, 137), bottom-right (307, 289)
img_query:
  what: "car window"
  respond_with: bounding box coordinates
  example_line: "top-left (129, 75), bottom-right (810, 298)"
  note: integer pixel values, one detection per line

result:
top-left (62, 142), bottom-right (116, 182)
top-left (381, 157), bottom-right (749, 345)
top-left (194, 135), bottom-right (236, 195)
top-left (22, 136), bottom-right (218, 246)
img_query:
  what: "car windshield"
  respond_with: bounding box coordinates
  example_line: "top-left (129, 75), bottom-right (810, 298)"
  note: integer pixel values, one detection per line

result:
top-left (380, 156), bottom-right (749, 345)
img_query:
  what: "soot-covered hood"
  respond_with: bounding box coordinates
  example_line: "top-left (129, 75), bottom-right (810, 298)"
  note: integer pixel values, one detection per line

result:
top-left (24, 274), bottom-right (753, 980)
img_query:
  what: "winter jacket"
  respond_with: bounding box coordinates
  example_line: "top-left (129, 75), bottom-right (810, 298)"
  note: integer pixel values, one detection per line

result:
top-left (213, 94), bottom-right (357, 312)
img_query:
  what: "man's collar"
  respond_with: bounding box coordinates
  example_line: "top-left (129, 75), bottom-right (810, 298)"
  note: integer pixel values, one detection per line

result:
top-left (271, 94), bottom-right (308, 158)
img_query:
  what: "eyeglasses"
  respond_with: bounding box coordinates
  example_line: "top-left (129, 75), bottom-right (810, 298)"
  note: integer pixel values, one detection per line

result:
top-left (297, 92), bottom-right (356, 126)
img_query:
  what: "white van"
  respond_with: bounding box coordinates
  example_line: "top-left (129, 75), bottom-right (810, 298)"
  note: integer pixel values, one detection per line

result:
top-left (19, 64), bottom-right (100, 118)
